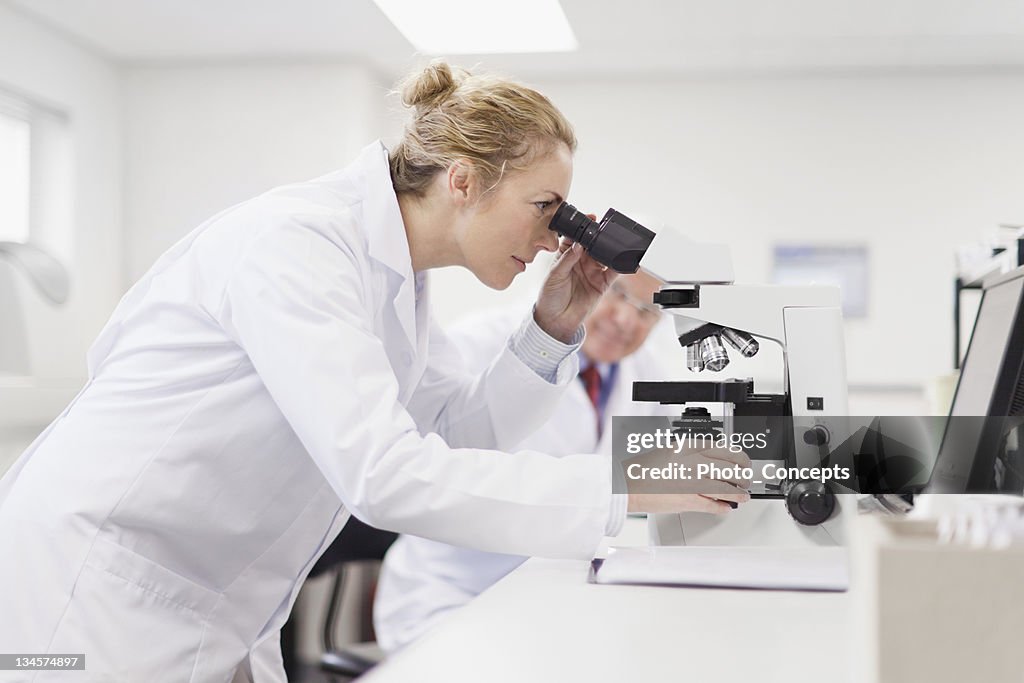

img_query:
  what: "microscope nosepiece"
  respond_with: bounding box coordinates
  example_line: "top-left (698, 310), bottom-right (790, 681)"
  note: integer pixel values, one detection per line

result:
top-left (699, 335), bottom-right (730, 372)
top-left (720, 328), bottom-right (759, 358)
top-left (685, 342), bottom-right (705, 372)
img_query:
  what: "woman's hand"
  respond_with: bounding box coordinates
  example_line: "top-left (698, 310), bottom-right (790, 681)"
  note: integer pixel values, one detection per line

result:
top-left (534, 222), bottom-right (620, 343)
top-left (624, 446), bottom-right (753, 514)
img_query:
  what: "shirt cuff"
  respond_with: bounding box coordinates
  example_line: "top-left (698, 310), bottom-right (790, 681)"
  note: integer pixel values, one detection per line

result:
top-left (507, 309), bottom-right (585, 384)
top-left (604, 494), bottom-right (628, 537)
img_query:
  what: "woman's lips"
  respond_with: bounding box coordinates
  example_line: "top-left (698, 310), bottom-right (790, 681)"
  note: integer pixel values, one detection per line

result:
top-left (512, 256), bottom-right (527, 272)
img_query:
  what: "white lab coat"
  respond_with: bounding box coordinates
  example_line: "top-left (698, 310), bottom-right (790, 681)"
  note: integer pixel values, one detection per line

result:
top-left (374, 308), bottom-right (679, 652)
top-left (0, 141), bottom-right (620, 682)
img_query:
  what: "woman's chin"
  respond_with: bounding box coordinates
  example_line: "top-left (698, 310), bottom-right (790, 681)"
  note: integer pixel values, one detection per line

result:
top-left (493, 273), bottom-right (517, 290)
top-left (472, 266), bottom-right (516, 291)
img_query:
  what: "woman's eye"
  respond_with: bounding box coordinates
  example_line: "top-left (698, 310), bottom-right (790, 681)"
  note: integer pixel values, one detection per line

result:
top-left (534, 201), bottom-right (553, 212)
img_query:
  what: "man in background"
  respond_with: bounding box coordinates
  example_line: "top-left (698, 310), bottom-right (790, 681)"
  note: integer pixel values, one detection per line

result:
top-left (374, 270), bottom-right (679, 652)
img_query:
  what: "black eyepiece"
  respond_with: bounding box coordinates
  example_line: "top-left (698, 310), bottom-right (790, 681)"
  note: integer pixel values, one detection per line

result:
top-left (548, 202), bottom-right (655, 274)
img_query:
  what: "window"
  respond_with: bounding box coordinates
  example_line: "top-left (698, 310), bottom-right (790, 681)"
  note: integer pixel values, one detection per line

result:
top-left (0, 108), bottom-right (31, 244)
top-left (0, 89), bottom-right (72, 263)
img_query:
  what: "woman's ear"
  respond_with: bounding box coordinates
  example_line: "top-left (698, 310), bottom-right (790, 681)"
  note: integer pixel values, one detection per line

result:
top-left (447, 159), bottom-right (478, 207)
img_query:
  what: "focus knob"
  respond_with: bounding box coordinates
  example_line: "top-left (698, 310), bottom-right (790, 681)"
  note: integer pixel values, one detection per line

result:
top-left (802, 425), bottom-right (830, 447)
top-left (785, 480), bottom-right (836, 526)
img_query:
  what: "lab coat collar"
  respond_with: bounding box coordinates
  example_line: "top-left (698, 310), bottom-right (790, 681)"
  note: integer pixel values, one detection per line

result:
top-left (358, 139), bottom-right (418, 349)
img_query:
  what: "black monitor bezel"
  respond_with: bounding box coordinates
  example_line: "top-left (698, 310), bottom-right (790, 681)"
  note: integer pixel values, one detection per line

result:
top-left (926, 266), bottom-right (1024, 493)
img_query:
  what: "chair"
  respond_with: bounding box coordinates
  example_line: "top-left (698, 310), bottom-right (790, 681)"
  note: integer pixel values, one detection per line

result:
top-left (311, 517), bottom-right (398, 680)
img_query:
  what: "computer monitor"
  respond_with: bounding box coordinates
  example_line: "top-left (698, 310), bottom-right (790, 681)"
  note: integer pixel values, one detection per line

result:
top-left (926, 266), bottom-right (1024, 494)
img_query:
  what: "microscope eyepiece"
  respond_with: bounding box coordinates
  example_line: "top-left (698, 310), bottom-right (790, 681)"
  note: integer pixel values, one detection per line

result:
top-left (548, 202), bottom-right (655, 274)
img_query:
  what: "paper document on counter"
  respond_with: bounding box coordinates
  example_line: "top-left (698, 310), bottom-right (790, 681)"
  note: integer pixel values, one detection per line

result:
top-left (590, 546), bottom-right (848, 591)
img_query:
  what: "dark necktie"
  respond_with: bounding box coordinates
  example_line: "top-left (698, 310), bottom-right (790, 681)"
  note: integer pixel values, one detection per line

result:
top-left (579, 364), bottom-right (602, 437)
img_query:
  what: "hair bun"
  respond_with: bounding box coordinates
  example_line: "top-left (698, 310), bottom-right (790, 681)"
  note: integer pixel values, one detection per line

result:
top-left (401, 61), bottom-right (461, 109)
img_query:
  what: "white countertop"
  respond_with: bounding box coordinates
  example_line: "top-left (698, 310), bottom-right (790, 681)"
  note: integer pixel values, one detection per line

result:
top-left (364, 519), bottom-right (852, 683)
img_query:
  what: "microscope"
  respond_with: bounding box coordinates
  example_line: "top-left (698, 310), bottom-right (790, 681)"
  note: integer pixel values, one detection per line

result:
top-left (549, 203), bottom-right (854, 547)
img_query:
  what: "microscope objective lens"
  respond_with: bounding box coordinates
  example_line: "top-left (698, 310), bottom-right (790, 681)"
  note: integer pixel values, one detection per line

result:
top-left (686, 342), bottom-right (705, 372)
top-left (700, 335), bottom-right (730, 372)
top-left (720, 327), bottom-right (760, 358)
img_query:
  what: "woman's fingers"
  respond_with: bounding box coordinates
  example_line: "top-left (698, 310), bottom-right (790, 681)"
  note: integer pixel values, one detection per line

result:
top-left (601, 266), bottom-right (621, 289)
top-left (621, 446), bottom-right (754, 498)
top-left (574, 251), bottom-right (614, 292)
top-left (690, 461), bottom-right (752, 490)
top-left (695, 495), bottom-right (740, 514)
top-left (627, 492), bottom-right (745, 515)
top-left (699, 446), bottom-right (753, 470)
top-left (550, 242), bottom-right (583, 278)
top-left (692, 479), bottom-right (752, 500)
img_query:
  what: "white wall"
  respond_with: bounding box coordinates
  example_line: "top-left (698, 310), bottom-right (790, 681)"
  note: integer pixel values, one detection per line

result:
top-left (0, 4), bottom-right (123, 470)
top-left (0, 3), bottom-right (123, 375)
top-left (118, 68), bottom-right (1024, 400)
top-left (123, 62), bottom-right (391, 281)
top-left (2, 10), bottom-right (1019, 407)
top-left (120, 62), bottom-right (590, 330)
top-left (532, 73), bottom-right (1024, 391)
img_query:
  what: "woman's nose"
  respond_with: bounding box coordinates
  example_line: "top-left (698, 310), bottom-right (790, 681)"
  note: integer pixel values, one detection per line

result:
top-left (536, 226), bottom-right (559, 253)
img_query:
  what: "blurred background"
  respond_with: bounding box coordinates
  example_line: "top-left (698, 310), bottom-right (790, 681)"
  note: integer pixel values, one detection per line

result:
top-left (5, 0), bottom-right (1024, 676)
top-left (6, 0), bottom-right (1024, 469)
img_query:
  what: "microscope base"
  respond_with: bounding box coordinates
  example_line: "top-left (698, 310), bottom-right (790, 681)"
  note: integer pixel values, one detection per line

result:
top-left (648, 498), bottom-right (851, 547)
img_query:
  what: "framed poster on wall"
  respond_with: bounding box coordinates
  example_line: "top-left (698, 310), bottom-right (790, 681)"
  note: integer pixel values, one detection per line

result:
top-left (771, 245), bottom-right (869, 318)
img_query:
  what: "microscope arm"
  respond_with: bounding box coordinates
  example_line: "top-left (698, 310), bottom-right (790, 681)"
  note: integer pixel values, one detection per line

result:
top-left (638, 228), bottom-right (735, 285)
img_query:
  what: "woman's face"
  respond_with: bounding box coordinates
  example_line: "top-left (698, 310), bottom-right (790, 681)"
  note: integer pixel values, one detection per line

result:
top-left (456, 143), bottom-right (573, 290)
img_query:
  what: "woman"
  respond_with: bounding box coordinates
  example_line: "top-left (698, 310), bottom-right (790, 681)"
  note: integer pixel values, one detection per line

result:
top-left (0, 62), bottom-right (747, 681)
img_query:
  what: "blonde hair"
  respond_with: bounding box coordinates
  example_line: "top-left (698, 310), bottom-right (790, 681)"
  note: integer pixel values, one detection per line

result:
top-left (389, 61), bottom-right (577, 197)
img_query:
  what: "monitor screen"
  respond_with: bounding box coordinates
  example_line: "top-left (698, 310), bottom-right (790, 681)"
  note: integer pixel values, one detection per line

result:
top-left (926, 269), bottom-right (1024, 493)
top-left (951, 274), bottom-right (1024, 416)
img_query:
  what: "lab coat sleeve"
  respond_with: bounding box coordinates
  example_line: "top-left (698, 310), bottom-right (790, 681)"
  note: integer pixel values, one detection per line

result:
top-left (405, 312), bottom-right (582, 451)
top-left (215, 219), bottom-right (612, 559)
